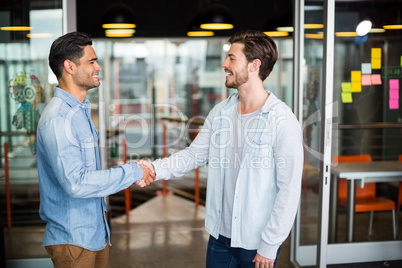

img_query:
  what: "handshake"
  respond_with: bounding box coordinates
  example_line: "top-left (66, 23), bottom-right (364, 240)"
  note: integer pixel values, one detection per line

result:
top-left (135, 160), bottom-right (156, 188)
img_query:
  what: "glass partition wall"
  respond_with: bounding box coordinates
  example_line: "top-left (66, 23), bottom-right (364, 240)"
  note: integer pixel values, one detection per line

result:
top-left (0, 1), bottom-right (63, 266)
top-left (293, 0), bottom-right (402, 267)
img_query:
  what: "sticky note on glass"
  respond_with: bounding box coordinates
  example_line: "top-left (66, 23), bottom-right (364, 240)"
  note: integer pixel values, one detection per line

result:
top-left (361, 75), bottom-right (372, 86)
top-left (371, 58), bottom-right (381, 69)
top-left (390, 88), bottom-right (399, 99)
top-left (372, 48), bottom-right (381, 58)
top-left (352, 81), bottom-right (362, 92)
top-left (389, 79), bottom-right (399, 90)
top-left (371, 48), bottom-right (381, 69)
top-left (371, 74), bottom-right (382, 85)
top-left (342, 92), bottom-right (353, 103)
top-left (361, 63), bottom-right (372, 74)
top-left (351, 71), bottom-right (361, 81)
top-left (389, 99), bottom-right (399, 109)
top-left (401, 56), bottom-right (402, 66)
top-left (342, 82), bottom-right (352, 92)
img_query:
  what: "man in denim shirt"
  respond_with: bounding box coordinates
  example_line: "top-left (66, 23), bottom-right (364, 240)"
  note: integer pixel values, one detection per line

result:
top-left (37, 32), bottom-right (155, 268)
top-left (143, 30), bottom-right (303, 268)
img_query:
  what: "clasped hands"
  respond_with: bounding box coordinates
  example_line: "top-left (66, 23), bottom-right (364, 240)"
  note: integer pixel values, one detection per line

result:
top-left (135, 159), bottom-right (155, 188)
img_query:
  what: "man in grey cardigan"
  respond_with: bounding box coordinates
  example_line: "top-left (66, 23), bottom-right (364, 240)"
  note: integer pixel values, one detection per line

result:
top-left (141, 30), bottom-right (303, 268)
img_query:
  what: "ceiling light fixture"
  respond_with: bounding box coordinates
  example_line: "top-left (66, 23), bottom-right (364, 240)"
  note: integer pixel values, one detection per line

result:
top-left (305, 24), bottom-right (324, 29)
top-left (369, 28), bottom-right (386, 33)
top-left (200, 3), bottom-right (234, 30)
top-left (1, 26), bottom-right (32, 31)
top-left (27, 33), bottom-right (53, 38)
top-left (356, 20), bottom-right (372, 36)
top-left (264, 31), bottom-right (289, 37)
top-left (335, 32), bottom-right (358, 37)
top-left (105, 29), bottom-right (135, 37)
top-left (276, 26), bottom-right (294, 32)
top-left (187, 13), bottom-right (215, 37)
top-left (102, 3), bottom-right (136, 37)
top-left (264, 13), bottom-right (292, 38)
top-left (103, 23), bottom-right (136, 29)
top-left (383, 25), bottom-right (402, 30)
top-left (187, 31), bottom-right (214, 37)
top-left (305, 33), bottom-right (323, 39)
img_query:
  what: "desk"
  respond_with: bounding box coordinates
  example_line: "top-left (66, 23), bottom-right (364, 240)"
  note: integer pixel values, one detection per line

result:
top-left (330, 161), bottom-right (402, 243)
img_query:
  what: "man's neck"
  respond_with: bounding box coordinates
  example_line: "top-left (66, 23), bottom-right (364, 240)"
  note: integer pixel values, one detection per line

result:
top-left (237, 83), bottom-right (269, 114)
top-left (58, 81), bottom-right (87, 103)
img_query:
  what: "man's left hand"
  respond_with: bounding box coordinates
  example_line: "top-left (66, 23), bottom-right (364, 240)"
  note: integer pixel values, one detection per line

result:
top-left (252, 253), bottom-right (275, 268)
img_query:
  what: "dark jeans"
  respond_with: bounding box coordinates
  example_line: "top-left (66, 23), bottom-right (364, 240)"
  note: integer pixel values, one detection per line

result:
top-left (206, 235), bottom-right (281, 268)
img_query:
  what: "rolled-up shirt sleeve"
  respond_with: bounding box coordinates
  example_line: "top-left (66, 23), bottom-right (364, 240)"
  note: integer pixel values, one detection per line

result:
top-left (39, 117), bottom-right (142, 199)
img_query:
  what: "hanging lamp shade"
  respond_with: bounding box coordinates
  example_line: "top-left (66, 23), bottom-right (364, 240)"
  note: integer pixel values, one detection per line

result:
top-left (187, 13), bottom-right (214, 37)
top-left (200, 4), bottom-right (234, 30)
top-left (102, 3), bottom-right (136, 29)
top-left (263, 17), bottom-right (291, 37)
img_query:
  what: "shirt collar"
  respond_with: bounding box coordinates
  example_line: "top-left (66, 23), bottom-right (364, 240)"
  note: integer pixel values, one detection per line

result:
top-left (54, 87), bottom-right (91, 109)
top-left (222, 90), bottom-right (281, 114)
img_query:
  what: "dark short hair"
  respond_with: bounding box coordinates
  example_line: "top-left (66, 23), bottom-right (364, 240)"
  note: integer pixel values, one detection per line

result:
top-left (228, 30), bottom-right (278, 81)
top-left (48, 32), bottom-right (93, 79)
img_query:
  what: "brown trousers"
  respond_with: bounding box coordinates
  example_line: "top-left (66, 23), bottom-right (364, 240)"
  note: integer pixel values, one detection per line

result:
top-left (45, 243), bottom-right (109, 268)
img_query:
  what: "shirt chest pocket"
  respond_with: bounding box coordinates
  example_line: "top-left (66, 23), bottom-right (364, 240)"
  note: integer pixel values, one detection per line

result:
top-left (249, 133), bottom-right (273, 158)
top-left (80, 135), bottom-right (96, 168)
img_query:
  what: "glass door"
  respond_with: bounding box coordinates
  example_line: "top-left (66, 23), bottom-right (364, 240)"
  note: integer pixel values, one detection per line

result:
top-left (0, 1), bottom-right (63, 267)
top-left (292, 0), bottom-right (402, 266)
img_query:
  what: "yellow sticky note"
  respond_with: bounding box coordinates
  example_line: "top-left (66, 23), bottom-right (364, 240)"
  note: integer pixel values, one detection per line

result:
top-left (342, 82), bottom-right (352, 92)
top-left (400, 56), bottom-right (402, 66)
top-left (351, 71), bottom-right (361, 81)
top-left (371, 58), bottom-right (381, 69)
top-left (342, 92), bottom-right (353, 103)
top-left (352, 81), bottom-right (362, 92)
top-left (371, 48), bottom-right (381, 58)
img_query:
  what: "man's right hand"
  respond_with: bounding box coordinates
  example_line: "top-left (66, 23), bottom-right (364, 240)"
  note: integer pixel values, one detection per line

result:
top-left (136, 160), bottom-right (155, 187)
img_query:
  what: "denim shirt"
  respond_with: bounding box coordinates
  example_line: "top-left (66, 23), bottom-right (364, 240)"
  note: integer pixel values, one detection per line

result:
top-left (37, 87), bottom-right (143, 251)
top-left (153, 92), bottom-right (303, 259)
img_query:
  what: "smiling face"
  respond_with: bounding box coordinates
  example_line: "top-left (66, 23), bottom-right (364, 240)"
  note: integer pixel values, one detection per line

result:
top-left (221, 43), bottom-right (250, 89)
top-left (73, 45), bottom-right (102, 90)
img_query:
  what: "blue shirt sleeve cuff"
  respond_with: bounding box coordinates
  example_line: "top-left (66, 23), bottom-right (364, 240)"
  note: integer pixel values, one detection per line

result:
top-left (129, 162), bottom-right (143, 182)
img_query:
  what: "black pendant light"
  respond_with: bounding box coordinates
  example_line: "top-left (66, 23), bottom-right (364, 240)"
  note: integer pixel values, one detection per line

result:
top-left (187, 13), bottom-right (214, 37)
top-left (263, 13), bottom-right (292, 38)
top-left (102, 3), bottom-right (136, 37)
top-left (200, 3), bottom-right (234, 30)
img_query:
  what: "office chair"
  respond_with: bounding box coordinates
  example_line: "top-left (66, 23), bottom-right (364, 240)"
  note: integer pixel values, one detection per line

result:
top-left (334, 154), bottom-right (396, 239)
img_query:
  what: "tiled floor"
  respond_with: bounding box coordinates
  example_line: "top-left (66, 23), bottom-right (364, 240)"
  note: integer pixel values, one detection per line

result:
top-left (2, 193), bottom-right (292, 268)
top-left (108, 195), bottom-right (210, 268)
top-left (2, 177), bottom-right (402, 268)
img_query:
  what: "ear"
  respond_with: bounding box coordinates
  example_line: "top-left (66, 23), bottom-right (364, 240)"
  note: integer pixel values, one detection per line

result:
top-left (249, 59), bottom-right (261, 73)
top-left (63, 59), bottom-right (75, 75)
